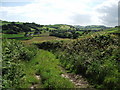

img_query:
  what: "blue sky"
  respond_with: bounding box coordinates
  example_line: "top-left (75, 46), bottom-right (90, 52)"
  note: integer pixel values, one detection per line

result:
top-left (2, 2), bottom-right (31, 7)
top-left (0, 0), bottom-right (119, 26)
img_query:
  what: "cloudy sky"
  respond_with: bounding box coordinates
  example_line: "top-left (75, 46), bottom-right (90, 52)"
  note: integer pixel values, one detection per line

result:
top-left (0, 0), bottom-right (119, 26)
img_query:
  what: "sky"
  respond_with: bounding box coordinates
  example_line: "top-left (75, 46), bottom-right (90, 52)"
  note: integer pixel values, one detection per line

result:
top-left (0, 0), bottom-right (119, 26)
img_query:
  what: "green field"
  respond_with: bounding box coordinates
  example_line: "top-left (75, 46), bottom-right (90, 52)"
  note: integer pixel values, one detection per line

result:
top-left (2, 34), bottom-right (33, 40)
top-left (22, 36), bottom-right (71, 44)
top-left (2, 34), bottom-right (24, 38)
top-left (1, 33), bottom-right (71, 43)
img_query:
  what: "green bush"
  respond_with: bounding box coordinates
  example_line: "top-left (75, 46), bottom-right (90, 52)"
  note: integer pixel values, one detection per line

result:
top-left (41, 35), bottom-right (120, 89)
top-left (2, 39), bottom-right (37, 88)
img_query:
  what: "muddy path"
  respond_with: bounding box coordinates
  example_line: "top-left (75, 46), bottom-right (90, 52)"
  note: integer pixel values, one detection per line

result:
top-left (60, 66), bottom-right (94, 89)
top-left (29, 50), bottom-right (94, 89)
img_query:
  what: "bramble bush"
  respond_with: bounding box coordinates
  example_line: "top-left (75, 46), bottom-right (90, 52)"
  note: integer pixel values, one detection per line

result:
top-left (2, 39), bottom-right (37, 88)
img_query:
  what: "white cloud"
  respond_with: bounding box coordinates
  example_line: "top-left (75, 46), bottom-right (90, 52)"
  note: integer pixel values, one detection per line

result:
top-left (0, 0), bottom-right (119, 26)
top-left (0, 0), bottom-right (92, 24)
top-left (71, 13), bottom-right (92, 25)
top-left (95, 0), bottom-right (119, 26)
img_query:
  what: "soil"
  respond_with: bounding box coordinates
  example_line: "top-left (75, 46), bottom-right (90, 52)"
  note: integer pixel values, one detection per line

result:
top-left (60, 66), bottom-right (94, 89)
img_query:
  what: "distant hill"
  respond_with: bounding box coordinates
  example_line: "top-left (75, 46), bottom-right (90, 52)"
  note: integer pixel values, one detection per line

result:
top-left (46, 24), bottom-right (76, 31)
top-left (1, 20), bottom-right (118, 36)
top-left (1, 20), bottom-right (77, 34)
top-left (74, 25), bottom-right (111, 30)
top-left (0, 20), bottom-right (23, 25)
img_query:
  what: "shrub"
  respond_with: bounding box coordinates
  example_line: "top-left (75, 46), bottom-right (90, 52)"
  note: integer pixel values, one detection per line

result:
top-left (2, 39), bottom-right (37, 88)
top-left (44, 35), bottom-right (120, 89)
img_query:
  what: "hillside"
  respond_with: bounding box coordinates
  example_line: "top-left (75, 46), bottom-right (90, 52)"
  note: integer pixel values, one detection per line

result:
top-left (2, 20), bottom-right (120, 89)
top-left (74, 25), bottom-right (111, 30)
top-left (35, 32), bottom-right (120, 89)
top-left (2, 20), bottom-right (119, 40)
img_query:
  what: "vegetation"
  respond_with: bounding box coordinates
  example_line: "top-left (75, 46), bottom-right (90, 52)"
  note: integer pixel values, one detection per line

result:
top-left (50, 30), bottom-right (83, 39)
top-left (1, 20), bottom-right (112, 38)
top-left (36, 34), bottom-right (120, 89)
top-left (1, 20), bottom-right (120, 89)
top-left (2, 34), bottom-right (33, 40)
top-left (35, 50), bottom-right (75, 88)
top-left (2, 39), bottom-right (74, 88)
top-left (2, 34), bottom-right (24, 38)
top-left (74, 25), bottom-right (110, 30)
top-left (2, 39), bottom-right (37, 88)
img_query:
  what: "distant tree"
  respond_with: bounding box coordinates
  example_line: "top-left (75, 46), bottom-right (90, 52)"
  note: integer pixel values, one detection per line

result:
top-left (11, 22), bottom-right (15, 25)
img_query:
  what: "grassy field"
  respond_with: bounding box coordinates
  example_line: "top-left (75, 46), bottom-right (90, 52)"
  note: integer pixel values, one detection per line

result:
top-left (1, 33), bottom-right (71, 44)
top-left (2, 34), bottom-right (24, 38)
top-left (2, 33), bottom-right (33, 40)
top-left (22, 36), bottom-right (72, 44)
